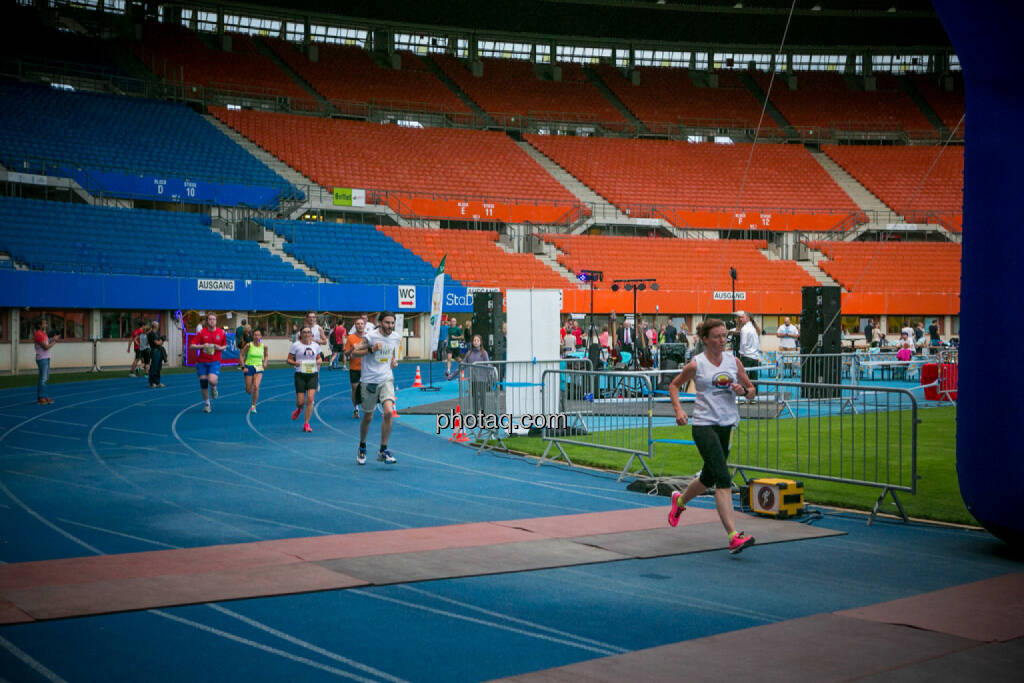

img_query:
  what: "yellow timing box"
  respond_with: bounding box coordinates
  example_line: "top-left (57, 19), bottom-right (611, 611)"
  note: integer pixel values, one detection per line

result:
top-left (749, 478), bottom-right (804, 519)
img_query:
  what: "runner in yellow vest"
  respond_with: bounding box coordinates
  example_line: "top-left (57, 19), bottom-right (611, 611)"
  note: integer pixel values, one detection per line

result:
top-left (241, 329), bottom-right (268, 414)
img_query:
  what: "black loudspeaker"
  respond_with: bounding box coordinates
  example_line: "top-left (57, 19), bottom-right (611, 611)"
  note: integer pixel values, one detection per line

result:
top-left (472, 292), bottom-right (505, 360)
top-left (800, 286), bottom-right (842, 398)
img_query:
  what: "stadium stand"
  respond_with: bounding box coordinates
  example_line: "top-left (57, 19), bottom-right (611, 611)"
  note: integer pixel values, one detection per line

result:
top-left (263, 39), bottom-right (472, 118)
top-left (258, 219), bottom-right (461, 286)
top-left (806, 241), bottom-right (961, 294)
top-left (379, 226), bottom-right (572, 290)
top-left (910, 73), bottom-right (965, 133)
top-left (0, 82), bottom-right (298, 206)
top-left (211, 108), bottom-right (581, 223)
top-left (593, 64), bottom-right (777, 133)
top-left (0, 196), bottom-right (314, 282)
top-left (434, 55), bottom-right (628, 129)
top-left (526, 135), bottom-right (863, 230)
top-left (822, 144), bottom-right (963, 229)
top-left (545, 233), bottom-right (818, 293)
top-left (134, 22), bottom-right (313, 106)
top-left (753, 71), bottom-right (937, 138)
top-left (1, 5), bottom-right (127, 77)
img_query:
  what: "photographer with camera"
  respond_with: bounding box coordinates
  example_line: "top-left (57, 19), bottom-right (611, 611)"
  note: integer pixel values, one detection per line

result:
top-left (34, 319), bottom-right (59, 405)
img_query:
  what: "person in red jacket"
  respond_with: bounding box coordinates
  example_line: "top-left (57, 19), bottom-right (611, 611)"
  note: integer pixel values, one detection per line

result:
top-left (189, 313), bottom-right (227, 413)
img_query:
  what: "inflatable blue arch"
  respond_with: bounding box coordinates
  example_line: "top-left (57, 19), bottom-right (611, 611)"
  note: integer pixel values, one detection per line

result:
top-left (934, 1), bottom-right (1024, 545)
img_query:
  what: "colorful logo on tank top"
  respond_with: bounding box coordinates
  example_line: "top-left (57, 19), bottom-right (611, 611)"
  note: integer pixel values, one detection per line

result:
top-left (712, 373), bottom-right (733, 389)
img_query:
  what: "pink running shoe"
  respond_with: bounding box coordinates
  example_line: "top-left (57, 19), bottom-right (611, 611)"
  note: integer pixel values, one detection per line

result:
top-left (668, 491), bottom-right (686, 527)
top-left (303, 423), bottom-right (313, 433)
top-left (291, 407), bottom-right (302, 421)
top-left (728, 532), bottom-right (755, 554)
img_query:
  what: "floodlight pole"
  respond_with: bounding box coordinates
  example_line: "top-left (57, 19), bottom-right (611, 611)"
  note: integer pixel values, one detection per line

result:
top-left (730, 267), bottom-right (738, 313)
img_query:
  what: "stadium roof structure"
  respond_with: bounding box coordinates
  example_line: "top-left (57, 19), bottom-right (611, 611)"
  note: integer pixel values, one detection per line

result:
top-left (175, 0), bottom-right (954, 53)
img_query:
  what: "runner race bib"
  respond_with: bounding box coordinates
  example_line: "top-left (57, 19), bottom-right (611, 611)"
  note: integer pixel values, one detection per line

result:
top-left (300, 360), bottom-right (316, 374)
top-left (203, 344), bottom-right (215, 355)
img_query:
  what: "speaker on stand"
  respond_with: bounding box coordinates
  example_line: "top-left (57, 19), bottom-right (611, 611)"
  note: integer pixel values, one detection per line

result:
top-left (472, 292), bottom-right (505, 360)
top-left (800, 286), bottom-right (842, 398)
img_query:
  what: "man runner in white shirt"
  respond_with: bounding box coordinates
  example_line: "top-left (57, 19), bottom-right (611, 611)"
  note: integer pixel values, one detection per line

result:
top-left (351, 311), bottom-right (400, 465)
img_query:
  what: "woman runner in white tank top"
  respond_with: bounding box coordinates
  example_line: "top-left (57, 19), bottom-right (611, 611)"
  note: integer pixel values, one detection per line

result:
top-left (666, 318), bottom-right (758, 554)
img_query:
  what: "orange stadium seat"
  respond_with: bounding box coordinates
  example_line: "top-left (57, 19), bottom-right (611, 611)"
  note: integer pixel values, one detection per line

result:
top-left (754, 71), bottom-right (938, 138)
top-left (909, 73), bottom-right (965, 133)
top-left (210, 108), bottom-right (580, 222)
top-left (822, 144), bottom-right (962, 229)
top-left (526, 135), bottom-right (862, 230)
top-left (378, 227), bottom-right (571, 290)
top-left (435, 55), bottom-right (628, 130)
top-left (134, 24), bottom-right (314, 107)
top-left (263, 39), bottom-right (472, 117)
top-left (594, 64), bottom-right (777, 133)
top-left (807, 241), bottom-right (960, 294)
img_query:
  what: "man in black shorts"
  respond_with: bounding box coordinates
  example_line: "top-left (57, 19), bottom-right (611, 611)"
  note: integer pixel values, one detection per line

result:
top-left (287, 326), bottom-right (321, 433)
top-left (344, 316), bottom-right (366, 419)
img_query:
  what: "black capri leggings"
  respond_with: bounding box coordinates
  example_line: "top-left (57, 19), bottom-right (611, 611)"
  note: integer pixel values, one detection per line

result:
top-left (692, 424), bottom-right (734, 489)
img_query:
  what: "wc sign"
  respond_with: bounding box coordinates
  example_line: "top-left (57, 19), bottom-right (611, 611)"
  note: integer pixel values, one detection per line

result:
top-left (397, 285), bottom-right (417, 309)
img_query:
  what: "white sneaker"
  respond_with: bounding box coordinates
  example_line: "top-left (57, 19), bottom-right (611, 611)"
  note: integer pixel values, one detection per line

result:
top-left (250, 406), bottom-right (257, 414)
top-left (203, 404), bottom-right (212, 413)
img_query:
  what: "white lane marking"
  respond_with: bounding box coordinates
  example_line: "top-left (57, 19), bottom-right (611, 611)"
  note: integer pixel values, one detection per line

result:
top-left (348, 589), bottom-right (621, 657)
top-left (397, 584), bottom-right (629, 654)
top-left (56, 518), bottom-right (183, 549)
top-left (0, 635), bottom-right (70, 683)
top-left (149, 610), bottom-right (381, 682)
top-left (206, 604), bottom-right (409, 683)
top-left (2, 444), bottom-right (89, 461)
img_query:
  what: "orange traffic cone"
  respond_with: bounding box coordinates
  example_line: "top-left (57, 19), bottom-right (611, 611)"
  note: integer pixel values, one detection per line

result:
top-left (412, 366), bottom-right (423, 388)
top-left (449, 405), bottom-right (470, 443)
top-left (459, 368), bottom-right (466, 382)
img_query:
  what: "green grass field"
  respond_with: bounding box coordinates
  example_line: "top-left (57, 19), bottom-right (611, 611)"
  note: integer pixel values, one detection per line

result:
top-left (504, 406), bottom-right (969, 525)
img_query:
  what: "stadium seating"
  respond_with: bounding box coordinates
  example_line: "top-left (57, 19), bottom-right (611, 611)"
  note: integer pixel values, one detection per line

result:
top-left (544, 233), bottom-right (817, 293)
top-left (806, 241), bottom-right (960, 294)
top-left (379, 226), bottom-right (571, 290)
top-left (434, 55), bottom-right (628, 129)
top-left (526, 135), bottom-right (862, 230)
top-left (0, 196), bottom-right (313, 282)
top-left (212, 108), bottom-right (580, 222)
top-left (264, 39), bottom-right (471, 117)
top-left (754, 72), bottom-right (936, 137)
top-left (594, 64), bottom-right (777, 133)
top-left (822, 144), bottom-right (963, 227)
top-left (259, 219), bottom-right (460, 286)
top-left (135, 23), bottom-right (313, 106)
top-left (910, 73), bottom-right (965, 133)
top-left (0, 82), bottom-right (297, 204)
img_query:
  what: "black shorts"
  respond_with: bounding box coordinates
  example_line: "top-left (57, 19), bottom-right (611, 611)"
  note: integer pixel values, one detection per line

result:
top-left (294, 372), bottom-right (319, 393)
top-left (349, 368), bottom-right (361, 384)
top-left (692, 424), bottom-right (734, 489)
top-left (135, 349), bottom-right (146, 360)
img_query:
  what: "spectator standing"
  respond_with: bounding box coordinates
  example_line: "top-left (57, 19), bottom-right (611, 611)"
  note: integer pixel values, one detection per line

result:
top-left (147, 321), bottom-right (167, 388)
top-left (776, 316), bottom-right (800, 352)
top-left (929, 319), bottom-right (942, 352)
top-left (34, 319), bottom-right (58, 404)
top-left (734, 310), bottom-right (761, 380)
top-left (864, 318), bottom-right (876, 347)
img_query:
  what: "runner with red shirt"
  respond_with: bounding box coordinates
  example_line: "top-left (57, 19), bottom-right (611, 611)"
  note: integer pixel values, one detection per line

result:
top-left (189, 313), bottom-right (227, 413)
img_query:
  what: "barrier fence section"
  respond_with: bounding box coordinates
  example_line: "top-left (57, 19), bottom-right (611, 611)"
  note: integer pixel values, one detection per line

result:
top-left (460, 358), bottom-right (592, 452)
top-left (538, 369), bottom-right (655, 479)
top-left (733, 380), bottom-right (919, 523)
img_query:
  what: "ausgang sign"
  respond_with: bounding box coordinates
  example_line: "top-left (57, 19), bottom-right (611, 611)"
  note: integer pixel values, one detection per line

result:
top-left (197, 279), bottom-right (235, 291)
top-left (713, 291), bottom-right (746, 300)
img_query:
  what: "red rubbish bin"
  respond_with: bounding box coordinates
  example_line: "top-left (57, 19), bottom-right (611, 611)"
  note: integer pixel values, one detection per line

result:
top-left (921, 363), bottom-right (939, 400)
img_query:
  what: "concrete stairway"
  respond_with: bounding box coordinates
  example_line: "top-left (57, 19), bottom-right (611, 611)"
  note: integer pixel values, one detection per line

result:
top-left (900, 78), bottom-right (951, 139)
top-left (738, 71), bottom-right (798, 138)
top-left (514, 139), bottom-right (631, 227)
top-left (797, 259), bottom-right (843, 288)
top-left (259, 226), bottom-right (327, 282)
top-left (253, 38), bottom-right (337, 114)
top-left (810, 150), bottom-right (900, 231)
top-left (420, 55), bottom-right (495, 126)
top-left (583, 66), bottom-right (647, 134)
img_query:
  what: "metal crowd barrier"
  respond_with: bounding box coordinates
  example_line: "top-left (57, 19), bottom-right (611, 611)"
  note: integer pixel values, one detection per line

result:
top-left (459, 358), bottom-right (592, 452)
top-left (732, 380), bottom-right (919, 523)
top-left (538, 368), bottom-right (656, 479)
